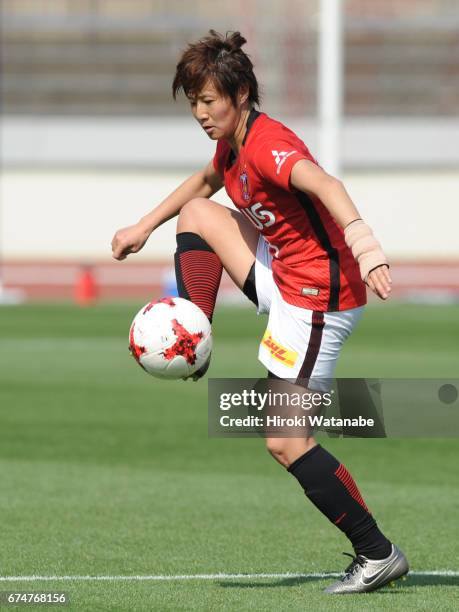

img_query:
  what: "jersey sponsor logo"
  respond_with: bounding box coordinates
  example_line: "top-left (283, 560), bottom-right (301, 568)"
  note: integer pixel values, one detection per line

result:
top-left (261, 329), bottom-right (298, 367)
top-left (239, 170), bottom-right (251, 202)
top-left (241, 202), bottom-right (276, 230)
top-left (271, 149), bottom-right (298, 175)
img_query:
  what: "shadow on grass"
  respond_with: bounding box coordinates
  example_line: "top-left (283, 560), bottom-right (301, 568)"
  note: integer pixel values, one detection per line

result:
top-left (218, 574), bottom-right (459, 590)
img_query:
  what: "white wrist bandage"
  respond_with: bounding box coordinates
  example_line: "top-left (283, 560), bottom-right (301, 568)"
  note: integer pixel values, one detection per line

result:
top-left (344, 219), bottom-right (388, 282)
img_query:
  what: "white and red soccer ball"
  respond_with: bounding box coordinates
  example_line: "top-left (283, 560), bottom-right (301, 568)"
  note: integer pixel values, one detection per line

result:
top-left (128, 297), bottom-right (212, 379)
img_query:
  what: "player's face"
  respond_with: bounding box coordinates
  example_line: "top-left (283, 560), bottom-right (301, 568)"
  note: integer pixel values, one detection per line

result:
top-left (188, 82), bottom-right (243, 140)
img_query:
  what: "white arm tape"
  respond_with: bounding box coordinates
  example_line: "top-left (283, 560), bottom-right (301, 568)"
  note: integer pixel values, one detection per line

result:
top-left (344, 219), bottom-right (388, 282)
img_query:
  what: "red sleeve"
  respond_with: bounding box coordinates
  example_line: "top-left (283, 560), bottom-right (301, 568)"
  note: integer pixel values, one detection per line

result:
top-left (251, 138), bottom-right (314, 191)
top-left (212, 140), bottom-right (231, 180)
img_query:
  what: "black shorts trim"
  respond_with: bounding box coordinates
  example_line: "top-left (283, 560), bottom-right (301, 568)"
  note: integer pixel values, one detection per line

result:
top-left (242, 261), bottom-right (258, 307)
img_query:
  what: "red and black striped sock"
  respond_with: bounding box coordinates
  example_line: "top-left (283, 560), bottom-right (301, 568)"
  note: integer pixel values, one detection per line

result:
top-left (288, 444), bottom-right (392, 559)
top-left (174, 232), bottom-right (223, 323)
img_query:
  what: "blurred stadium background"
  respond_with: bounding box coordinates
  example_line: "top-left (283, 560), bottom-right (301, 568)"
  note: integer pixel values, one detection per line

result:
top-left (1, 3), bottom-right (458, 609)
top-left (1, 0), bottom-right (458, 303)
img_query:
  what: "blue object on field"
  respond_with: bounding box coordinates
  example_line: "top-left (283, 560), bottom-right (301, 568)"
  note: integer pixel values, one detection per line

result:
top-left (163, 268), bottom-right (178, 297)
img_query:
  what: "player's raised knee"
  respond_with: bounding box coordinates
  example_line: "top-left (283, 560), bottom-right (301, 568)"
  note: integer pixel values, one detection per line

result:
top-left (178, 198), bottom-right (213, 233)
top-left (180, 197), bottom-right (212, 218)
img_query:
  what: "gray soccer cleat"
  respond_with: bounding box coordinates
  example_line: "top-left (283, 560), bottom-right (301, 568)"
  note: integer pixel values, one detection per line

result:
top-left (324, 544), bottom-right (409, 594)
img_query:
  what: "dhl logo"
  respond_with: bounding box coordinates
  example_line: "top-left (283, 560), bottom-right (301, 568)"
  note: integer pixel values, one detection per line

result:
top-left (261, 330), bottom-right (297, 367)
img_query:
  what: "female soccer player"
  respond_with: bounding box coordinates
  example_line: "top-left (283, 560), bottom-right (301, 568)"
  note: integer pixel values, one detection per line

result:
top-left (111, 30), bottom-right (408, 594)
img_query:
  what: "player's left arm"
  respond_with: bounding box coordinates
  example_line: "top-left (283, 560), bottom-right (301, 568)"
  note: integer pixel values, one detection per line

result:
top-left (290, 159), bottom-right (391, 300)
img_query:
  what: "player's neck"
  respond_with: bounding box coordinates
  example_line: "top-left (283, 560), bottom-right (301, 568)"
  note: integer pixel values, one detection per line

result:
top-left (228, 106), bottom-right (251, 155)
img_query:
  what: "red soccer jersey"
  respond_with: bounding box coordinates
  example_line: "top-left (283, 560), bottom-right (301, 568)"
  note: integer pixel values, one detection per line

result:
top-left (212, 110), bottom-right (366, 312)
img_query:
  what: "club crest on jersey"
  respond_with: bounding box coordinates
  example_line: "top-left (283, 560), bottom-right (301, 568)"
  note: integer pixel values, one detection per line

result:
top-left (239, 171), bottom-right (251, 202)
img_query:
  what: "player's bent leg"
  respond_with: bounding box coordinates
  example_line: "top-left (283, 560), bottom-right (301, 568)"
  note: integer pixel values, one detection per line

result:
top-left (177, 197), bottom-right (259, 290)
top-left (174, 229), bottom-right (223, 322)
top-left (174, 197), bottom-right (259, 380)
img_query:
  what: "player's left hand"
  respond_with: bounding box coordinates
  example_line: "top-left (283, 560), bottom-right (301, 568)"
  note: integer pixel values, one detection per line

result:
top-left (366, 264), bottom-right (392, 300)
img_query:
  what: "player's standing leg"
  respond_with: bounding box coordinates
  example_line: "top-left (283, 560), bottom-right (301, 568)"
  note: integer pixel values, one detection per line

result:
top-left (267, 425), bottom-right (408, 593)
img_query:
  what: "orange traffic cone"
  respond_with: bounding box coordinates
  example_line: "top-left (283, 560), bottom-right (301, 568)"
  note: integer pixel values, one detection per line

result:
top-left (75, 266), bottom-right (98, 306)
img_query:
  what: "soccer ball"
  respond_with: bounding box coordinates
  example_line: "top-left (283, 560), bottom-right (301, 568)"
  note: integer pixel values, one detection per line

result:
top-left (128, 297), bottom-right (212, 379)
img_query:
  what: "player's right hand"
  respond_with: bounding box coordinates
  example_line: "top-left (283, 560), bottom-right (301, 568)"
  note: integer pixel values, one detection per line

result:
top-left (111, 223), bottom-right (151, 260)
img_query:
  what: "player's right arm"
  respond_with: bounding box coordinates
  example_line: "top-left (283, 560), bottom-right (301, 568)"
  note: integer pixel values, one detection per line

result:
top-left (111, 160), bottom-right (222, 260)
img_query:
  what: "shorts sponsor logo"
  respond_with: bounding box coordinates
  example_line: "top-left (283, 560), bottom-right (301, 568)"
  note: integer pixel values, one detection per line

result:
top-left (261, 329), bottom-right (298, 367)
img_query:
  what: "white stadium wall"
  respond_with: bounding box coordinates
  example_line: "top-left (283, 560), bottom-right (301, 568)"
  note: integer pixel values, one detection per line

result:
top-left (2, 116), bottom-right (458, 302)
top-left (3, 117), bottom-right (459, 170)
top-left (2, 117), bottom-right (459, 262)
top-left (2, 117), bottom-right (458, 301)
top-left (1, 167), bottom-right (458, 261)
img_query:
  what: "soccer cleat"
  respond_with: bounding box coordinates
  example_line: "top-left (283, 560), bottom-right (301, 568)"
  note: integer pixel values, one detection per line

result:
top-left (183, 354), bottom-right (211, 381)
top-left (324, 544), bottom-right (409, 594)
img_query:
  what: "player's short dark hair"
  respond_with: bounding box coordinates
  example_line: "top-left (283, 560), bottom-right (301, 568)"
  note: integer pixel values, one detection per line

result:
top-left (172, 30), bottom-right (260, 107)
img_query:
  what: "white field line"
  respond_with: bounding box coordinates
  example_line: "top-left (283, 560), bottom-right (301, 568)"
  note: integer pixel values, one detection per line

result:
top-left (0, 571), bottom-right (457, 582)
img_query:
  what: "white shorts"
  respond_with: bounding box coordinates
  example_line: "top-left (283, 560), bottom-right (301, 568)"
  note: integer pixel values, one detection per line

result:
top-left (254, 236), bottom-right (364, 386)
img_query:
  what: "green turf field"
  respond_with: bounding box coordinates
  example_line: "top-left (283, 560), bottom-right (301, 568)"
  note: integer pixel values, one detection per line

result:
top-left (0, 302), bottom-right (458, 610)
